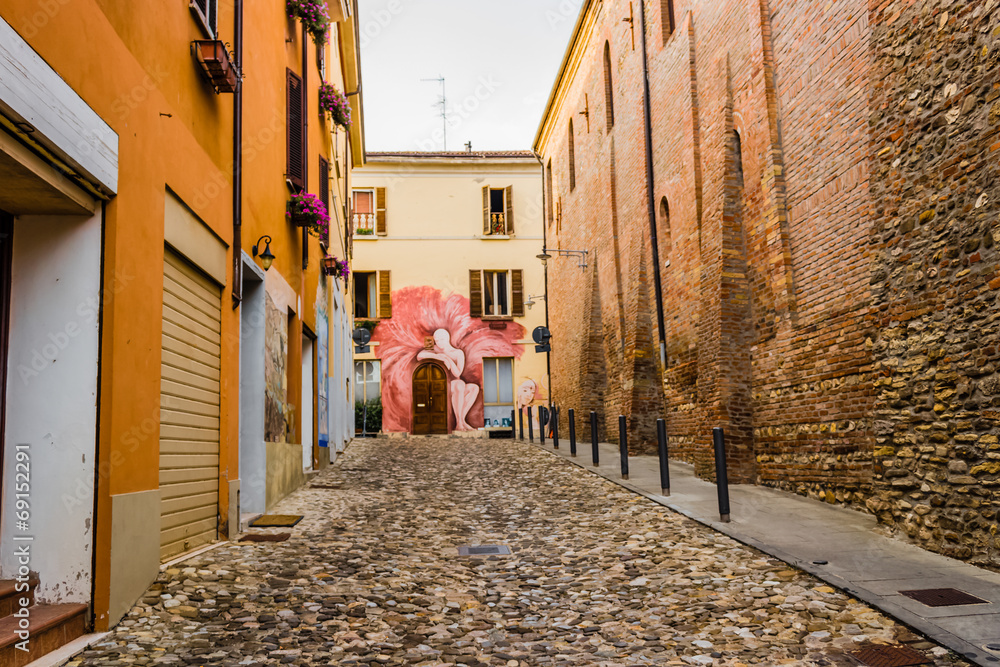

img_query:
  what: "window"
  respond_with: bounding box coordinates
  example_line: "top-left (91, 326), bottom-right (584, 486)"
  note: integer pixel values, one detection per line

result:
top-left (469, 269), bottom-right (524, 319)
top-left (659, 196), bottom-right (672, 266)
top-left (482, 357), bottom-right (514, 429)
top-left (355, 360), bottom-right (381, 402)
top-left (568, 120), bottom-right (576, 191)
top-left (190, 0), bottom-right (218, 38)
top-left (355, 271), bottom-right (392, 319)
top-left (546, 161), bottom-right (554, 226)
top-left (603, 42), bottom-right (614, 131)
top-left (732, 130), bottom-right (744, 189)
top-left (353, 190), bottom-right (374, 235)
top-left (286, 70), bottom-right (305, 190)
top-left (661, 0), bottom-right (676, 43)
top-left (482, 186), bottom-right (514, 235)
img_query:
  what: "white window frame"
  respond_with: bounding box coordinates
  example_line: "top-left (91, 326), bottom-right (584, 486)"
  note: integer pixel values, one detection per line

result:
top-left (189, 0), bottom-right (218, 39)
top-left (487, 188), bottom-right (507, 236)
top-left (355, 360), bottom-right (381, 402)
top-left (352, 189), bottom-right (376, 236)
top-left (482, 357), bottom-right (515, 429)
top-left (482, 270), bottom-right (511, 318)
top-left (354, 271), bottom-right (377, 319)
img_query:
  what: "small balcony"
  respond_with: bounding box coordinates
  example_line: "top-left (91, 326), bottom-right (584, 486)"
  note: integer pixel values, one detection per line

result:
top-left (354, 212), bottom-right (375, 236)
top-left (488, 212), bottom-right (506, 236)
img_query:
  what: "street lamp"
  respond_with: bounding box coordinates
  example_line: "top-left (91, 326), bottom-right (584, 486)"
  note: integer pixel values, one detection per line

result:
top-left (525, 294), bottom-right (547, 310)
top-left (252, 235), bottom-right (275, 271)
top-left (537, 247), bottom-right (588, 270)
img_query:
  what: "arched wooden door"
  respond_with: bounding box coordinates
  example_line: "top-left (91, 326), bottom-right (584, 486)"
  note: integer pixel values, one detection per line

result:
top-left (412, 362), bottom-right (448, 435)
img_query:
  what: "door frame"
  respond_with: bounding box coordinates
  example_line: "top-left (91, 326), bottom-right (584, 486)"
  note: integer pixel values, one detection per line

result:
top-left (0, 212), bottom-right (11, 537)
top-left (411, 360), bottom-right (449, 435)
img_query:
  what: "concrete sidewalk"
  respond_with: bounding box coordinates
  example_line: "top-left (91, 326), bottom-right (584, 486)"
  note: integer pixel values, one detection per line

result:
top-left (530, 435), bottom-right (1000, 666)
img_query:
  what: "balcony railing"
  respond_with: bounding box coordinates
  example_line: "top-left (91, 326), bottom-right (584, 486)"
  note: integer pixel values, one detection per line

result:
top-left (354, 212), bottom-right (375, 235)
top-left (488, 212), bottom-right (506, 235)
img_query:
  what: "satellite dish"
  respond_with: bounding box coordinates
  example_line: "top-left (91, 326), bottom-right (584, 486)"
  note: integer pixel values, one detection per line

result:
top-left (352, 328), bottom-right (372, 346)
top-left (532, 326), bottom-right (551, 345)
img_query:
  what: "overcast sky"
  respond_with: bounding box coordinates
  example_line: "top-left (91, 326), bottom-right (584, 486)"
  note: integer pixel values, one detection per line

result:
top-left (357, 0), bottom-right (583, 152)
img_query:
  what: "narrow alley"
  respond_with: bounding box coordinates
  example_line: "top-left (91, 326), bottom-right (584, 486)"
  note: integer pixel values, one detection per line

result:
top-left (71, 438), bottom-right (967, 667)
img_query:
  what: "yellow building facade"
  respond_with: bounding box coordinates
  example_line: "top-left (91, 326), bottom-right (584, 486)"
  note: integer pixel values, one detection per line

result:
top-left (351, 152), bottom-right (549, 438)
top-left (0, 0), bottom-right (363, 655)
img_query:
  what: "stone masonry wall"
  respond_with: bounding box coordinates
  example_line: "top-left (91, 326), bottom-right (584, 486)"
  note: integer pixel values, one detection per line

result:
top-left (867, 0), bottom-right (1000, 568)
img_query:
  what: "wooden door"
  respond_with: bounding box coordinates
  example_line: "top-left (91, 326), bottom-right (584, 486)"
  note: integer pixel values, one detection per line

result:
top-left (412, 363), bottom-right (448, 435)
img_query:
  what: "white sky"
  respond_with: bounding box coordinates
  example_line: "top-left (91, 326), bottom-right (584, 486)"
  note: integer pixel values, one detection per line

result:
top-left (356, 0), bottom-right (584, 152)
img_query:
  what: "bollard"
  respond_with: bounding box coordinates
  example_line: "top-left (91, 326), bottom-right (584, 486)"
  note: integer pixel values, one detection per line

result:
top-left (657, 419), bottom-right (670, 496)
top-left (539, 406), bottom-right (546, 446)
top-left (568, 409), bottom-right (577, 456)
top-left (519, 407), bottom-right (524, 441)
top-left (552, 407), bottom-right (560, 449)
top-left (713, 427), bottom-right (731, 522)
top-left (590, 411), bottom-right (599, 466)
top-left (510, 409), bottom-right (516, 440)
top-left (527, 407), bottom-right (534, 443)
top-left (618, 415), bottom-right (630, 480)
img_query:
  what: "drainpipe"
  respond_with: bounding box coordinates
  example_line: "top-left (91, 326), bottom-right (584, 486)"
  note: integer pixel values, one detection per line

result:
top-left (533, 152), bottom-right (552, 422)
top-left (638, 0), bottom-right (668, 370)
top-left (231, 0), bottom-right (244, 307)
top-left (302, 24), bottom-right (309, 270)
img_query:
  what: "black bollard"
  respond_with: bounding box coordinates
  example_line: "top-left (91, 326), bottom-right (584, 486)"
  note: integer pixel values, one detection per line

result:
top-left (552, 407), bottom-right (560, 449)
top-left (590, 411), bottom-right (599, 466)
top-left (539, 406), bottom-right (546, 446)
top-left (568, 409), bottom-right (577, 456)
top-left (619, 415), bottom-right (629, 480)
top-left (713, 427), bottom-right (731, 522)
top-left (657, 419), bottom-right (670, 496)
top-left (527, 407), bottom-right (534, 443)
top-left (511, 409), bottom-right (516, 440)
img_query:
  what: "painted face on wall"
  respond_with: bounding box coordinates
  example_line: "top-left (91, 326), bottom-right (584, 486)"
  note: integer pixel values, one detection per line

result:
top-left (517, 380), bottom-right (537, 408)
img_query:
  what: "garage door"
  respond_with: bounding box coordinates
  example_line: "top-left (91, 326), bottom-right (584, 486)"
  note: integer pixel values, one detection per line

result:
top-left (159, 248), bottom-right (222, 561)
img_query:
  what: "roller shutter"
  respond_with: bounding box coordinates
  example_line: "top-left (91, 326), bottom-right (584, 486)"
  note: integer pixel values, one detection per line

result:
top-left (159, 248), bottom-right (222, 561)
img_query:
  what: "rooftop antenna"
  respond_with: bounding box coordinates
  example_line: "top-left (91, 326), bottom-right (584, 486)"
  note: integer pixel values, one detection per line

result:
top-left (421, 75), bottom-right (448, 151)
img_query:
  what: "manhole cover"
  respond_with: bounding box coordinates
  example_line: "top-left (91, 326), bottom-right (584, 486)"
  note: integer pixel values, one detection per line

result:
top-left (457, 545), bottom-right (512, 556)
top-left (851, 644), bottom-right (931, 667)
top-left (239, 533), bottom-right (291, 543)
top-left (900, 588), bottom-right (989, 607)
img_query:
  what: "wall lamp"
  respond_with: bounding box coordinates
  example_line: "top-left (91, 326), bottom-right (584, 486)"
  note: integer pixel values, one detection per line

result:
top-left (252, 235), bottom-right (275, 271)
top-left (525, 294), bottom-right (547, 310)
top-left (537, 248), bottom-right (589, 270)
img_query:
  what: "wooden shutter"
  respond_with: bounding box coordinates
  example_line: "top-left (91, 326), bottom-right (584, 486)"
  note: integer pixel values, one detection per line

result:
top-left (511, 270), bottom-right (524, 317)
top-left (482, 186), bottom-right (491, 234)
top-left (286, 70), bottom-right (304, 189)
top-left (318, 156), bottom-right (330, 245)
top-left (505, 185), bottom-right (514, 235)
top-left (378, 270), bottom-right (392, 318)
top-left (375, 187), bottom-right (387, 235)
top-left (469, 270), bottom-right (483, 318)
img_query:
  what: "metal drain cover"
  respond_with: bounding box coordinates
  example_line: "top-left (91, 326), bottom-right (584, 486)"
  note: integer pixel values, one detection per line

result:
top-left (457, 545), bottom-right (512, 556)
top-left (851, 644), bottom-right (931, 667)
top-left (900, 588), bottom-right (989, 607)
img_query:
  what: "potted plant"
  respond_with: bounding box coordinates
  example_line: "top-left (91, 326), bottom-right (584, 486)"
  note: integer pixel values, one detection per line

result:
top-left (287, 0), bottom-right (331, 45)
top-left (355, 227), bottom-right (374, 236)
top-left (319, 82), bottom-right (351, 128)
top-left (286, 192), bottom-right (329, 238)
top-left (322, 255), bottom-right (350, 279)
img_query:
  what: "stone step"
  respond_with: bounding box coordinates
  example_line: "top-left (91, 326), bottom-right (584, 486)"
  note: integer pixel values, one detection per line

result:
top-left (0, 603), bottom-right (88, 667)
top-left (0, 579), bottom-right (38, 619)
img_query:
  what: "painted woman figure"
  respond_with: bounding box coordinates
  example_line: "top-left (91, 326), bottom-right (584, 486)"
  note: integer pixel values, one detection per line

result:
top-left (417, 328), bottom-right (479, 431)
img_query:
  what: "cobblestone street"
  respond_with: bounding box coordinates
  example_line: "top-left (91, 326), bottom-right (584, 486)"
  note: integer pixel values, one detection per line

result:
top-left (73, 438), bottom-right (968, 666)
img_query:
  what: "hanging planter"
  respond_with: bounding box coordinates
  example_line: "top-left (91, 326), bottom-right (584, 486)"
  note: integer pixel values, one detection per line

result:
top-left (319, 82), bottom-right (351, 128)
top-left (322, 255), bottom-right (350, 279)
top-left (287, 0), bottom-right (331, 45)
top-left (286, 192), bottom-right (330, 238)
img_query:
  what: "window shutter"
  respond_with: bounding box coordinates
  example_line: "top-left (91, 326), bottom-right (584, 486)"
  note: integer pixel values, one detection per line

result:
top-left (505, 185), bottom-right (514, 235)
top-left (511, 270), bottom-right (524, 317)
top-left (469, 270), bottom-right (483, 318)
top-left (286, 70), bottom-right (304, 189)
top-left (482, 186), bottom-right (491, 234)
top-left (378, 270), bottom-right (392, 318)
top-left (318, 156), bottom-right (330, 245)
top-left (376, 187), bottom-right (387, 235)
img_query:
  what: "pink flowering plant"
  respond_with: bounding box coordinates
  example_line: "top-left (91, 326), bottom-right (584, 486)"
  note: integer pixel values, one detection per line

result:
top-left (286, 192), bottom-right (330, 238)
top-left (319, 82), bottom-right (351, 128)
top-left (324, 256), bottom-right (350, 279)
top-left (287, 0), bottom-right (331, 45)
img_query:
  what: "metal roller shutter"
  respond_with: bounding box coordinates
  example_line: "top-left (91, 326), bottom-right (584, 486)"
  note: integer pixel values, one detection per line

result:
top-left (159, 249), bottom-right (222, 561)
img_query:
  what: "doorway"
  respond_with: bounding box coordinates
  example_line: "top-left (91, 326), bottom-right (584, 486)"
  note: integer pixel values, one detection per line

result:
top-left (412, 362), bottom-right (448, 435)
top-left (301, 333), bottom-right (314, 470)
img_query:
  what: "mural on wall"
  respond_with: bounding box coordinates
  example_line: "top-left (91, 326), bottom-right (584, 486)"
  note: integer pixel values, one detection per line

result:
top-left (374, 286), bottom-right (526, 433)
top-left (264, 293), bottom-right (288, 442)
top-left (517, 378), bottom-right (548, 431)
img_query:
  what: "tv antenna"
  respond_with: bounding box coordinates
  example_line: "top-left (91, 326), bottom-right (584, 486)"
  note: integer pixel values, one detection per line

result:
top-left (421, 75), bottom-right (448, 151)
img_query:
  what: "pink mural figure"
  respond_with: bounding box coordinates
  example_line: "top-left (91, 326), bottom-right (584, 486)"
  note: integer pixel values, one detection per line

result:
top-left (517, 379), bottom-right (545, 430)
top-left (417, 329), bottom-right (479, 431)
top-left (374, 286), bottom-right (526, 433)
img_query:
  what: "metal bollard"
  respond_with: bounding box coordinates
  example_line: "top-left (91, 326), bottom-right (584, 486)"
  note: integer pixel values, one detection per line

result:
top-left (552, 407), bottom-right (560, 449)
top-left (539, 407), bottom-right (546, 446)
top-left (511, 409), bottom-right (516, 440)
top-left (590, 411), bottom-right (599, 466)
top-left (713, 427), bottom-right (731, 523)
top-left (568, 409), bottom-right (577, 456)
top-left (519, 408), bottom-right (524, 441)
top-left (619, 415), bottom-right (629, 480)
top-left (527, 407), bottom-right (534, 443)
top-left (657, 419), bottom-right (670, 496)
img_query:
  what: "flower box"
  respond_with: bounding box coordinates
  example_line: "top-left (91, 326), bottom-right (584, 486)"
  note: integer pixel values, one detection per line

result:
top-left (192, 40), bottom-right (238, 94)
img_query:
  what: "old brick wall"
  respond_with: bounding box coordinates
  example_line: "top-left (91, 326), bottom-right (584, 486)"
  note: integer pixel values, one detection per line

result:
top-left (868, 0), bottom-right (1000, 568)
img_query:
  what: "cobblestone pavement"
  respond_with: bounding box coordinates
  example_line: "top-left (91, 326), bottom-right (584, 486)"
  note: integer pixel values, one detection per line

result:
top-left (73, 438), bottom-right (970, 666)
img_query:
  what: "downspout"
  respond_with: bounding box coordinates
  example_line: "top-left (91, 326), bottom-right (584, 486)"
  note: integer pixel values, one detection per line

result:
top-left (638, 0), bottom-right (668, 370)
top-left (231, 0), bottom-right (244, 307)
top-left (301, 24), bottom-right (309, 270)
top-left (533, 152), bottom-right (552, 423)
